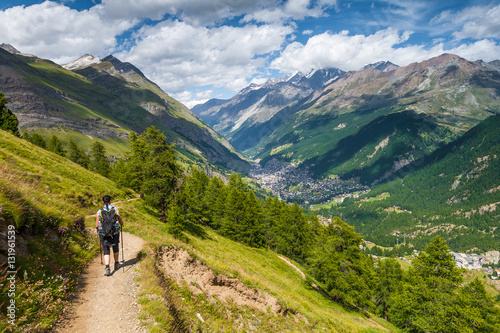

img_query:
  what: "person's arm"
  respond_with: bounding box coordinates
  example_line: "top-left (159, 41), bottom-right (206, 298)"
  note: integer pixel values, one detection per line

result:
top-left (95, 211), bottom-right (100, 229)
top-left (116, 208), bottom-right (124, 227)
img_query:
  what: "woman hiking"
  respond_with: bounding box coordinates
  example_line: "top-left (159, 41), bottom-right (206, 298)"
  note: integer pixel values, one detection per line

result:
top-left (96, 195), bottom-right (124, 276)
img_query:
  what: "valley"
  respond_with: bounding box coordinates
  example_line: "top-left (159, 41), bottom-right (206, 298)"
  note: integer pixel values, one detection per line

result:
top-left (250, 159), bottom-right (369, 206)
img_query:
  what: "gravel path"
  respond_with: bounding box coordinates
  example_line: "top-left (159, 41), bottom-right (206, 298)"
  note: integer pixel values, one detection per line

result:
top-left (54, 231), bottom-right (146, 333)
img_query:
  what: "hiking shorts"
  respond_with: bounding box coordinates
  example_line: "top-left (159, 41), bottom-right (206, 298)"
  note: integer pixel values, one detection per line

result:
top-left (101, 234), bottom-right (119, 255)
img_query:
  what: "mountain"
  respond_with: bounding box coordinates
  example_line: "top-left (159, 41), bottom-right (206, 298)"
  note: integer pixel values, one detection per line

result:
top-left (192, 68), bottom-right (345, 145)
top-left (328, 114), bottom-right (500, 252)
top-left (62, 54), bottom-right (100, 70)
top-left (0, 45), bottom-right (249, 172)
top-left (242, 54), bottom-right (499, 183)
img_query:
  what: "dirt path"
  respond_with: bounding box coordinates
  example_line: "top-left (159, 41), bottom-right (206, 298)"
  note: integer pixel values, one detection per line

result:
top-left (54, 231), bottom-right (146, 333)
top-left (277, 255), bottom-right (306, 279)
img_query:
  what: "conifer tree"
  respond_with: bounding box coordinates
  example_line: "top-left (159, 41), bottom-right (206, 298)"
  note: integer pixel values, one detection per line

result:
top-left (0, 92), bottom-right (20, 137)
top-left (68, 139), bottom-right (90, 169)
top-left (374, 257), bottom-right (403, 319)
top-left (238, 190), bottom-right (263, 247)
top-left (126, 131), bottom-right (149, 192)
top-left (387, 236), bottom-right (491, 332)
top-left (166, 204), bottom-right (185, 238)
top-left (307, 217), bottom-right (375, 310)
top-left (90, 141), bottom-right (110, 177)
top-left (47, 135), bottom-right (65, 157)
top-left (183, 168), bottom-right (210, 224)
top-left (25, 132), bottom-right (47, 148)
top-left (140, 126), bottom-right (182, 222)
top-left (202, 176), bottom-right (227, 228)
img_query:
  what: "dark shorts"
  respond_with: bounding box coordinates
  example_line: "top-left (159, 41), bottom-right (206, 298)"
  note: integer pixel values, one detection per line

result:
top-left (101, 233), bottom-right (119, 255)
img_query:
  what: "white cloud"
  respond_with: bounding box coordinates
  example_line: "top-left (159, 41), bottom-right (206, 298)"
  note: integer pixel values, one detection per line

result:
top-left (453, 5), bottom-right (500, 40)
top-left (242, 0), bottom-right (336, 23)
top-left (101, 0), bottom-right (276, 26)
top-left (447, 39), bottom-right (500, 62)
top-left (116, 20), bottom-right (294, 94)
top-left (430, 4), bottom-right (500, 40)
top-left (0, 1), bottom-right (135, 64)
top-left (271, 28), bottom-right (411, 73)
top-left (270, 27), bottom-right (500, 74)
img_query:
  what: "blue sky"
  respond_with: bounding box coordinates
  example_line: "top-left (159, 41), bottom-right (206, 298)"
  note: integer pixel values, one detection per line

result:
top-left (1, 0), bottom-right (499, 108)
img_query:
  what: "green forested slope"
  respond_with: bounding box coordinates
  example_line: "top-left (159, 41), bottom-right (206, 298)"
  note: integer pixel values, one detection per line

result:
top-left (327, 115), bottom-right (500, 252)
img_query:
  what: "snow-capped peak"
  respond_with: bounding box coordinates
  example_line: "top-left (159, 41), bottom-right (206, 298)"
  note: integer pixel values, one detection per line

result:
top-left (63, 54), bottom-right (101, 70)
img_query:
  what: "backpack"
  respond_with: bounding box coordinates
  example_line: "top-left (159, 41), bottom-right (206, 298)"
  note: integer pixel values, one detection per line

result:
top-left (99, 206), bottom-right (118, 237)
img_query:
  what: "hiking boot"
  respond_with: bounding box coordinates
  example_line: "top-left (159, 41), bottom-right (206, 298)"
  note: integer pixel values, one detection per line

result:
top-left (104, 266), bottom-right (111, 276)
top-left (114, 262), bottom-right (120, 271)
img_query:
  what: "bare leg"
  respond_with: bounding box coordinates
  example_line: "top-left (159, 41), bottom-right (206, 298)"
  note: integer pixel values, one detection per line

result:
top-left (104, 254), bottom-right (110, 265)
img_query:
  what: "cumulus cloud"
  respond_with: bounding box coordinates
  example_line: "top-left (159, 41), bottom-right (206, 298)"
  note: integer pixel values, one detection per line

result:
top-left (101, 0), bottom-right (284, 26)
top-left (431, 4), bottom-right (500, 40)
top-left (242, 0), bottom-right (336, 23)
top-left (454, 5), bottom-right (500, 40)
top-left (116, 20), bottom-right (293, 94)
top-left (0, 1), bottom-right (135, 64)
top-left (270, 28), bottom-right (500, 74)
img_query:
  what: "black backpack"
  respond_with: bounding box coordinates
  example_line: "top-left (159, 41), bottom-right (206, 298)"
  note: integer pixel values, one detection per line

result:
top-left (99, 206), bottom-right (117, 237)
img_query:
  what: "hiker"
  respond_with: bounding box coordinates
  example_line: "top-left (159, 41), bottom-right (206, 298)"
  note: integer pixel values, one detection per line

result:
top-left (96, 195), bottom-right (124, 276)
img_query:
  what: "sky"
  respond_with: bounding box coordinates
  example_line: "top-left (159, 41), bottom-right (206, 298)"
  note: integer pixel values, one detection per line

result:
top-left (1, 0), bottom-right (500, 108)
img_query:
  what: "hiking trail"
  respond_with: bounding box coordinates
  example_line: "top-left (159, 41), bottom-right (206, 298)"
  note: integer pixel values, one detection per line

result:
top-left (54, 231), bottom-right (146, 333)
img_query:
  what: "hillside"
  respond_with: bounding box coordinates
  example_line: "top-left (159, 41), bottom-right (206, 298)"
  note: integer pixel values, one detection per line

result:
top-left (326, 114), bottom-right (500, 252)
top-left (0, 130), bottom-right (396, 332)
top-left (0, 46), bottom-right (249, 173)
top-left (231, 54), bottom-right (499, 183)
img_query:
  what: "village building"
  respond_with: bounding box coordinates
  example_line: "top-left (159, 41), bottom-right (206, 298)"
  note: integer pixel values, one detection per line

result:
top-left (451, 252), bottom-right (483, 270)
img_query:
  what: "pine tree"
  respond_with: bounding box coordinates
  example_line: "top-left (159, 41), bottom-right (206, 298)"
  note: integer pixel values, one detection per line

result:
top-left (0, 92), bottom-right (20, 137)
top-left (166, 204), bottom-right (186, 238)
top-left (388, 236), bottom-right (472, 332)
top-left (140, 127), bottom-right (182, 222)
top-left (374, 257), bottom-right (403, 319)
top-left (90, 141), bottom-right (111, 177)
top-left (126, 131), bottom-right (149, 192)
top-left (237, 190), bottom-right (263, 247)
top-left (307, 217), bottom-right (375, 310)
top-left (47, 135), bottom-right (65, 157)
top-left (183, 168), bottom-right (210, 224)
top-left (202, 176), bottom-right (227, 228)
top-left (68, 139), bottom-right (90, 169)
top-left (25, 132), bottom-right (47, 148)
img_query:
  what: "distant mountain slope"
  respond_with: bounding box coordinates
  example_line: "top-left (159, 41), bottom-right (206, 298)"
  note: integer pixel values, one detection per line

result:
top-left (192, 68), bottom-right (345, 147)
top-left (248, 54), bottom-right (499, 182)
top-left (0, 46), bottom-right (249, 172)
top-left (329, 114), bottom-right (500, 252)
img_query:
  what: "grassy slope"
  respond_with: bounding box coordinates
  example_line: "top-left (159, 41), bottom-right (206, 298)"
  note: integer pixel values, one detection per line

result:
top-left (106, 198), bottom-right (397, 332)
top-left (0, 130), bottom-right (134, 331)
top-left (0, 130), bottom-right (396, 332)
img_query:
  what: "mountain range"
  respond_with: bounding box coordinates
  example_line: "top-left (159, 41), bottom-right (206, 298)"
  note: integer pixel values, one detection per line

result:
top-left (194, 53), bottom-right (500, 184)
top-left (0, 44), bottom-right (249, 172)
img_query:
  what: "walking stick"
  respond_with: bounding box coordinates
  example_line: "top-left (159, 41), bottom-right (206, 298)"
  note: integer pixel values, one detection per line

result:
top-left (121, 226), bottom-right (124, 272)
top-left (97, 228), bottom-right (103, 265)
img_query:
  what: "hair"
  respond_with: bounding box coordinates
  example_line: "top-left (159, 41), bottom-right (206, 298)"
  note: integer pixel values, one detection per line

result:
top-left (102, 195), bottom-right (111, 209)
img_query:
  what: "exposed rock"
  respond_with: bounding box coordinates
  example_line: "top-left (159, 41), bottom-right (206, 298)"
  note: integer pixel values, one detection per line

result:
top-left (482, 251), bottom-right (500, 265)
top-left (159, 246), bottom-right (283, 314)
